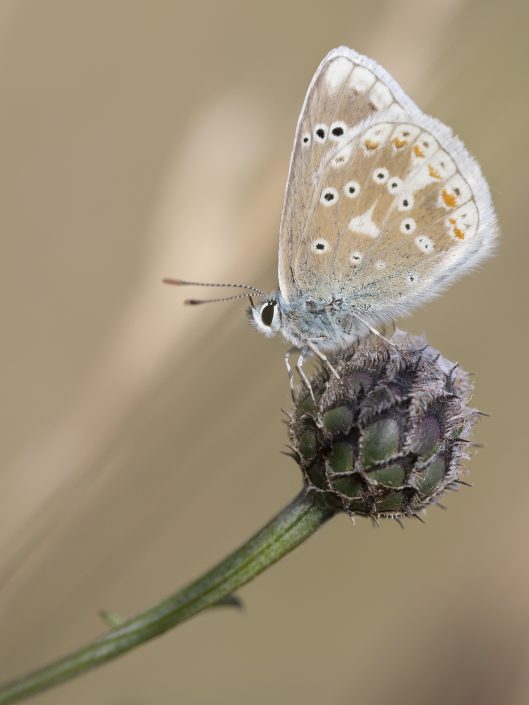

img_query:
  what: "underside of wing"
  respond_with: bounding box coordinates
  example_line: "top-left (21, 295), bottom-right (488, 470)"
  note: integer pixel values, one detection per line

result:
top-left (278, 46), bottom-right (420, 300)
top-left (278, 48), bottom-right (498, 319)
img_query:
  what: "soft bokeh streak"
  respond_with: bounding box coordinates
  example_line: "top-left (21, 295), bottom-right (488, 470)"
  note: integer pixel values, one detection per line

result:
top-left (0, 94), bottom-right (272, 586)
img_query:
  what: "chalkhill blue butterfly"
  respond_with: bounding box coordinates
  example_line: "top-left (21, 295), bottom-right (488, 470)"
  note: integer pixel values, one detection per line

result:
top-left (165, 46), bottom-right (498, 395)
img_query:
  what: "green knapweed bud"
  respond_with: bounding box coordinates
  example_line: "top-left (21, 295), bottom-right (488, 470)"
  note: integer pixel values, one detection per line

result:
top-left (289, 332), bottom-right (479, 521)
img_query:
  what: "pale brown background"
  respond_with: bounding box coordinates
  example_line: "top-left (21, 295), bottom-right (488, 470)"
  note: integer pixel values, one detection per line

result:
top-left (1, 1), bottom-right (528, 703)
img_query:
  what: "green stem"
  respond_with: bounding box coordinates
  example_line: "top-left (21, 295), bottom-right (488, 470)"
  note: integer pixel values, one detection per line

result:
top-left (0, 490), bottom-right (334, 704)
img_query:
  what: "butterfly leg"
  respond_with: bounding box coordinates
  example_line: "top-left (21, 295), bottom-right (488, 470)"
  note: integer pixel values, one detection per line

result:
top-left (296, 347), bottom-right (315, 403)
top-left (306, 340), bottom-right (340, 380)
top-left (284, 347), bottom-right (297, 400)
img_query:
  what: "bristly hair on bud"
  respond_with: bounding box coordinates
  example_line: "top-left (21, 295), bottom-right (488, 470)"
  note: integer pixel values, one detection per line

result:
top-left (288, 331), bottom-right (479, 522)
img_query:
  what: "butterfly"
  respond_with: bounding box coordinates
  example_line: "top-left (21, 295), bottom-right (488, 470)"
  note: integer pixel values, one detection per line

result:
top-left (165, 46), bottom-right (498, 395)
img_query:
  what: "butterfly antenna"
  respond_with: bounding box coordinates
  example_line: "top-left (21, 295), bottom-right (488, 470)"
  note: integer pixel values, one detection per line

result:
top-left (163, 278), bottom-right (265, 297)
top-left (184, 293), bottom-right (254, 306)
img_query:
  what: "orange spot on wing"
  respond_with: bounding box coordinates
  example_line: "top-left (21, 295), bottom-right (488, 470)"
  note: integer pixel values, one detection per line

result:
top-left (449, 217), bottom-right (465, 240)
top-left (428, 165), bottom-right (441, 180)
top-left (364, 139), bottom-right (379, 150)
top-left (392, 137), bottom-right (408, 149)
top-left (442, 189), bottom-right (458, 208)
top-left (413, 144), bottom-right (425, 158)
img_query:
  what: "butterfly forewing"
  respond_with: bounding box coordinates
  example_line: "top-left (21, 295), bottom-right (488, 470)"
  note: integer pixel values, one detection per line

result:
top-left (278, 47), bottom-right (419, 300)
top-left (278, 47), bottom-right (497, 324)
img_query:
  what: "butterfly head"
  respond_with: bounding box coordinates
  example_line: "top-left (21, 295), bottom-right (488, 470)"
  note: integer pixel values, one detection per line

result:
top-left (163, 278), bottom-right (284, 337)
top-left (248, 296), bottom-right (282, 337)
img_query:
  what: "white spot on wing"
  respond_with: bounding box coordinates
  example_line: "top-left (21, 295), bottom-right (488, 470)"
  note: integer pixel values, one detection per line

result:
top-left (329, 121), bottom-right (347, 140)
top-left (387, 177), bottom-right (402, 193)
top-left (324, 58), bottom-right (353, 93)
top-left (446, 202), bottom-right (479, 241)
top-left (320, 187), bottom-right (339, 207)
top-left (429, 150), bottom-right (457, 180)
top-left (400, 218), bottom-right (416, 234)
top-left (363, 123), bottom-right (393, 152)
top-left (350, 66), bottom-right (376, 93)
top-left (411, 132), bottom-right (439, 161)
top-left (409, 149), bottom-right (457, 191)
top-left (375, 260), bottom-right (386, 270)
top-left (312, 238), bottom-right (330, 254)
top-left (348, 204), bottom-right (380, 239)
top-left (373, 167), bottom-right (389, 184)
top-left (398, 194), bottom-right (414, 211)
top-left (385, 104), bottom-right (408, 120)
top-left (415, 235), bottom-right (434, 253)
top-left (391, 124), bottom-right (421, 147)
top-left (331, 144), bottom-right (353, 168)
top-left (343, 180), bottom-right (360, 198)
top-left (440, 174), bottom-right (472, 209)
top-left (408, 164), bottom-right (439, 190)
top-left (369, 81), bottom-right (393, 110)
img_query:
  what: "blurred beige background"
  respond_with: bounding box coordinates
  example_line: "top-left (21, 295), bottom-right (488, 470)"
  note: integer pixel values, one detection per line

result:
top-left (1, 0), bottom-right (528, 703)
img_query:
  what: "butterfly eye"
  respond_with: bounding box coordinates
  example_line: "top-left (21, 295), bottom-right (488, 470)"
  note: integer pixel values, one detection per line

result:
top-left (344, 180), bottom-right (360, 198)
top-left (260, 302), bottom-right (276, 327)
top-left (387, 177), bottom-right (402, 193)
top-left (314, 124), bottom-right (328, 142)
top-left (400, 218), bottom-right (416, 234)
top-left (373, 168), bottom-right (389, 184)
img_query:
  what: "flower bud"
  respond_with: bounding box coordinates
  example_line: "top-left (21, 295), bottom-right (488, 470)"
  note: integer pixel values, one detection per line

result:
top-left (289, 332), bottom-right (479, 521)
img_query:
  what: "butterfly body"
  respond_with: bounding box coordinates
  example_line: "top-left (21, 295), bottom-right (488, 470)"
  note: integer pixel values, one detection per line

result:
top-left (248, 47), bottom-right (497, 363)
top-left (252, 290), bottom-right (383, 353)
